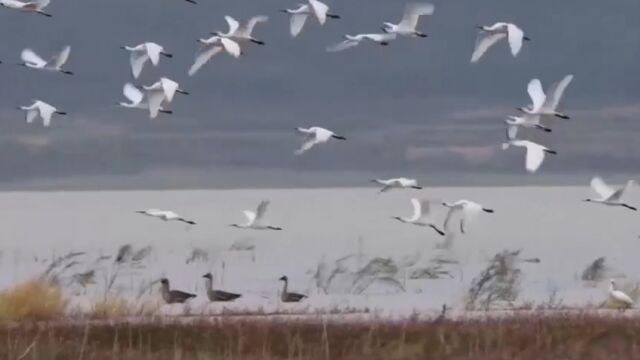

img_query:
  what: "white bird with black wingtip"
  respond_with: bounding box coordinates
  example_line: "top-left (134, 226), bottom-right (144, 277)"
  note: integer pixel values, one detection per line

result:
top-left (392, 198), bottom-right (445, 236)
top-left (281, 0), bottom-right (340, 38)
top-left (120, 42), bottom-right (172, 79)
top-left (327, 33), bottom-right (397, 52)
top-left (584, 177), bottom-right (636, 211)
top-left (518, 75), bottom-right (574, 119)
top-left (213, 15), bottom-right (269, 45)
top-left (19, 100), bottom-right (66, 127)
top-left (294, 127), bottom-right (346, 155)
top-left (230, 200), bottom-right (282, 231)
top-left (143, 77), bottom-right (189, 119)
top-left (471, 22), bottom-right (530, 63)
top-left (188, 33), bottom-right (241, 76)
top-left (136, 209), bottom-right (196, 225)
top-left (502, 125), bottom-right (556, 173)
top-left (381, 3), bottom-right (434, 38)
top-left (119, 83), bottom-right (172, 117)
top-left (0, 0), bottom-right (52, 17)
top-left (371, 178), bottom-right (422, 193)
top-left (442, 200), bottom-right (494, 235)
top-left (20, 46), bottom-right (72, 75)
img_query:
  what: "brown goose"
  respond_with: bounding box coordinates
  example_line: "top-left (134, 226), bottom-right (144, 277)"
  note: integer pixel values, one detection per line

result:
top-left (202, 273), bottom-right (242, 302)
top-left (279, 275), bottom-right (307, 303)
top-left (159, 278), bottom-right (196, 304)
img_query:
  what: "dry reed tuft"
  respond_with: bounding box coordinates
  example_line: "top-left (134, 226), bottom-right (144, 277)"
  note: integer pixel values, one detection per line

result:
top-left (0, 276), bottom-right (68, 321)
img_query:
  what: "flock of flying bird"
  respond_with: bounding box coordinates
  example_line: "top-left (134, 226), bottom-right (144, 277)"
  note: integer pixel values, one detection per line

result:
top-left (1, 0), bottom-right (636, 306)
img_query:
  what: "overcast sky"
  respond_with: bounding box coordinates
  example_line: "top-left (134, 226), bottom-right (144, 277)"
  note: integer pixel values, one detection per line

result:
top-left (0, 0), bottom-right (638, 189)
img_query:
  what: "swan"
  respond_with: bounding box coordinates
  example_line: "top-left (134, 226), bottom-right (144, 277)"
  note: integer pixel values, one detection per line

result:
top-left (143, 77), bottom-right (189, 119)
top-left (135, 209), bottom-right (196, 225)
top-left (230, 200), bottom-right (282, 230)
top-left (518, 75), bottom-right (574, 119)
top-left (471, 22), bottom-right (530, 63)
top-left (584, 177), bottom-right (636, 211)
top-left (120, 42), bottom-right (172, 79)
top-left (505, 114), bottom-right (550, 133)
top-left (502, 125), bottom-right (556, 173)
top-left (279, 276), bottom-right (307, 302)
top-left (188, 35), bottom-right (241, 76)
top-left (212, 15), bottom-right (268, 45)
top-left (281, 0), bottom-right (340, 37)
top-left (0, 0), bottom-right (51, 17)
top-left (608, 279), bottom-right (633, 309)
top-left (381, 2), bottom-right (434, 37)
top-left (392, 198), bottom-right (445, 236)
top-left (371, 178), bottom-right (422, 193)
top-left (295, 127), bottom-right (346, 155)
top-left (19, 100), bottom-right (66, 127)
top-left (327, 33), bottom-right (397, 52)
top-left (119, 83), bottom-right (172, 117)
top-left (443, 200), bottom-right (494, 234)
top-left (20, 46), bottom-right (72, 74)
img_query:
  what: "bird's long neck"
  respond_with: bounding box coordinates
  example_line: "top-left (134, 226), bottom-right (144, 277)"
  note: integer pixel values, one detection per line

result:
top-left (160, 283), bottom-right (171, 301)
top-left (282, 279), bottom-right (288, 294)
top-left (205, 278), bottom-right (213, 292)
top-left (610, 282), bottom-right (616, 293)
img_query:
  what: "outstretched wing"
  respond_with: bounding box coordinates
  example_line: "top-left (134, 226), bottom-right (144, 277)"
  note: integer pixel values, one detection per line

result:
top-left (524, 142), bottom-right (546, 173)
top-left (130, 50), bottom-right (149, 79)
top-left (527, 78), bottom-right (546, 112)
top-left (123, 83), bottom-right (144, 105)
top-left (290, 14), bottom-right (309, 37)
top-left (225, 15), bottom-right (240, 35)
top-left (443, 206), bottom-right (459, 233)
top-left (254, 201), bottom-right (270, 222)
top-left (188, 44), bottom-right (222, 76)
top-left (326, 39), bottom-right (359, 52)
top-left (545, 74), bottom-right (574, 111)
top-left (506, 24), bottom-right (524, 56)
top-left (399, 2), bottom-right (434, 29)
top-left (145, 42), bottom-right (163, 66)
top-left (308, 0), bottom-right (329, 24)
top-left (220, 37), bottom-right (241, 58)
top-left (21, 48), bottom-right (47, 67)
top-left (470, 32), bottom-right (506, 63)
top-left (409, 198), bottom-right (422, 222)
top-left (242, 210), bottom-right (257, 225)
top-left (237, 15), bottom-right (268, 38)
top-left (160, 78), bottom-right (179, 103)
top-left (146, 90), bottom-right (165, 119)
top-left (590, 177), bottom-right (616, 200)
top-left (53, 46), bottom-right (71, 69)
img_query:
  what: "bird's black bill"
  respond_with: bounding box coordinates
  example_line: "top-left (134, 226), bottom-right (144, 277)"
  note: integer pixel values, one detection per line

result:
top-left (332, 135), bottom-right (347, 140)
top-left (159, 110), bottom-right (173, 114)
top-left (55, 111), bottom-right (67, 115)
top-left (250, 39), bottom-right (266, 45)
top-left (327, 14), bottom-right (340, 19)
top-left (482, 208), bottom-right (495, 213)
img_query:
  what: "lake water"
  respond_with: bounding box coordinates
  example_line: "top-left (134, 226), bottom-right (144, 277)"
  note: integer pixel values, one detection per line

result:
top-left (0, 186), bottom-right (637, 316)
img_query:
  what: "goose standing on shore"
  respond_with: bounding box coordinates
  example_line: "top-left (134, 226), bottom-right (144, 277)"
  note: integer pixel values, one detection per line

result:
top-left (135, 209), bottom-right (196, 225)
top-left (502, 125), bottom-right (556, 173)
top-left (20, 46), bottom-right (72, 75)
top-left (279, 276), bottom-right (307, 303)
top-left (392, 198), bottom-right (445, 236)
top-left (608, 279), bottom-right (634, 309)
top-left (230, 200), bottom-right (282, 230)
top-left (372, 178), bottom-right (422, 193)
top-left (518, 75), bottom-right (574, 119)
top-left (295, 127), bottom-right (346, 155)
top-left (281, 0), bottom-right (340, 37)
top-left (0, 0), bottom-right (52, 17)
top-left (381, 3), bottom-right (434, 38)
top-left (584, 177), bottom-right (637, 211)
top-left (202, 273), bottom-right (242, 302)
top-left (120, 42), bottom-right (172, 79)
top-left (160, 278), bottom-right (196, 304)
top-left (20, 100), bottom-right (66, 127)
top-left (443, 200), bottom-right (494, 234)
top-left (471, 22), bottom-right (530, 63)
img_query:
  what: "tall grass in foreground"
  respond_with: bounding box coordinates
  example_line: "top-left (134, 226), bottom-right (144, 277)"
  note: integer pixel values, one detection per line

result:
top-left (2, 313), bottom-right (640, 359)
top-left (0, 277), bottom-right (67, 321)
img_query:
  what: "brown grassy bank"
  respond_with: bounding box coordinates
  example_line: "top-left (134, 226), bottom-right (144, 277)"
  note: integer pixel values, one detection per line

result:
top-left (1, 313), bottom-right (640, 359)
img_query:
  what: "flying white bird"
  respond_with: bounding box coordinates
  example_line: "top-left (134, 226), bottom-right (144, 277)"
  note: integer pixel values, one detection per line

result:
top-left (188, 35), bottom-right (241, 76)
top-left (518, 75), bottom-right (574, 119)
top-left (502, 125), bottom-right (556, 173)
top-left (584, 177), bottom-right (636, 211)
top-left (19, 100), bottom-right (66, 127)
top-left (326, 33), bottom-right (397, 52)
top-left (230, 200), bottom-right (282, 230)
top-left (471, 22), bottom-right (530, 63)
top-left (505, 114), bottom-right (550, 133)
top-left (608, 279), bottom-right (634, 309)
top-left (212, 15), bottom-right (269, 45)
top-left (183, 0), bottom-right (196, 4)
top-left (371, 178), bottom-right (422, 193)
top-left (120, 42), bottom-right (172, 79)
top-left (20, 46), bottom-right (72, 74)
top-left (443, 200), bottom-right (494, 234)
top-left (136, 209), bottom-right (196, 225)
top-left (295, 127), bottom-right (346, 155)
top-left (381, 3), bottom-right (434, 37)
top-left (281, 0), bottom-right (340, 38)
top-left (0, 0), bottom-right (51, 17)
top-left (392, 198), bottom-right (445, 236)
top-left (143, 77), bottom-right (189, 119)
top-left (119, 83), bottom-right (172, 117)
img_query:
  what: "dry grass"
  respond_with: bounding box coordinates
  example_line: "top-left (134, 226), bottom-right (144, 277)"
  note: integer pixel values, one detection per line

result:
top-left (1, 312), bottom-right (640, 359)
top-left (0, 276), bottom-right (68, 321)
